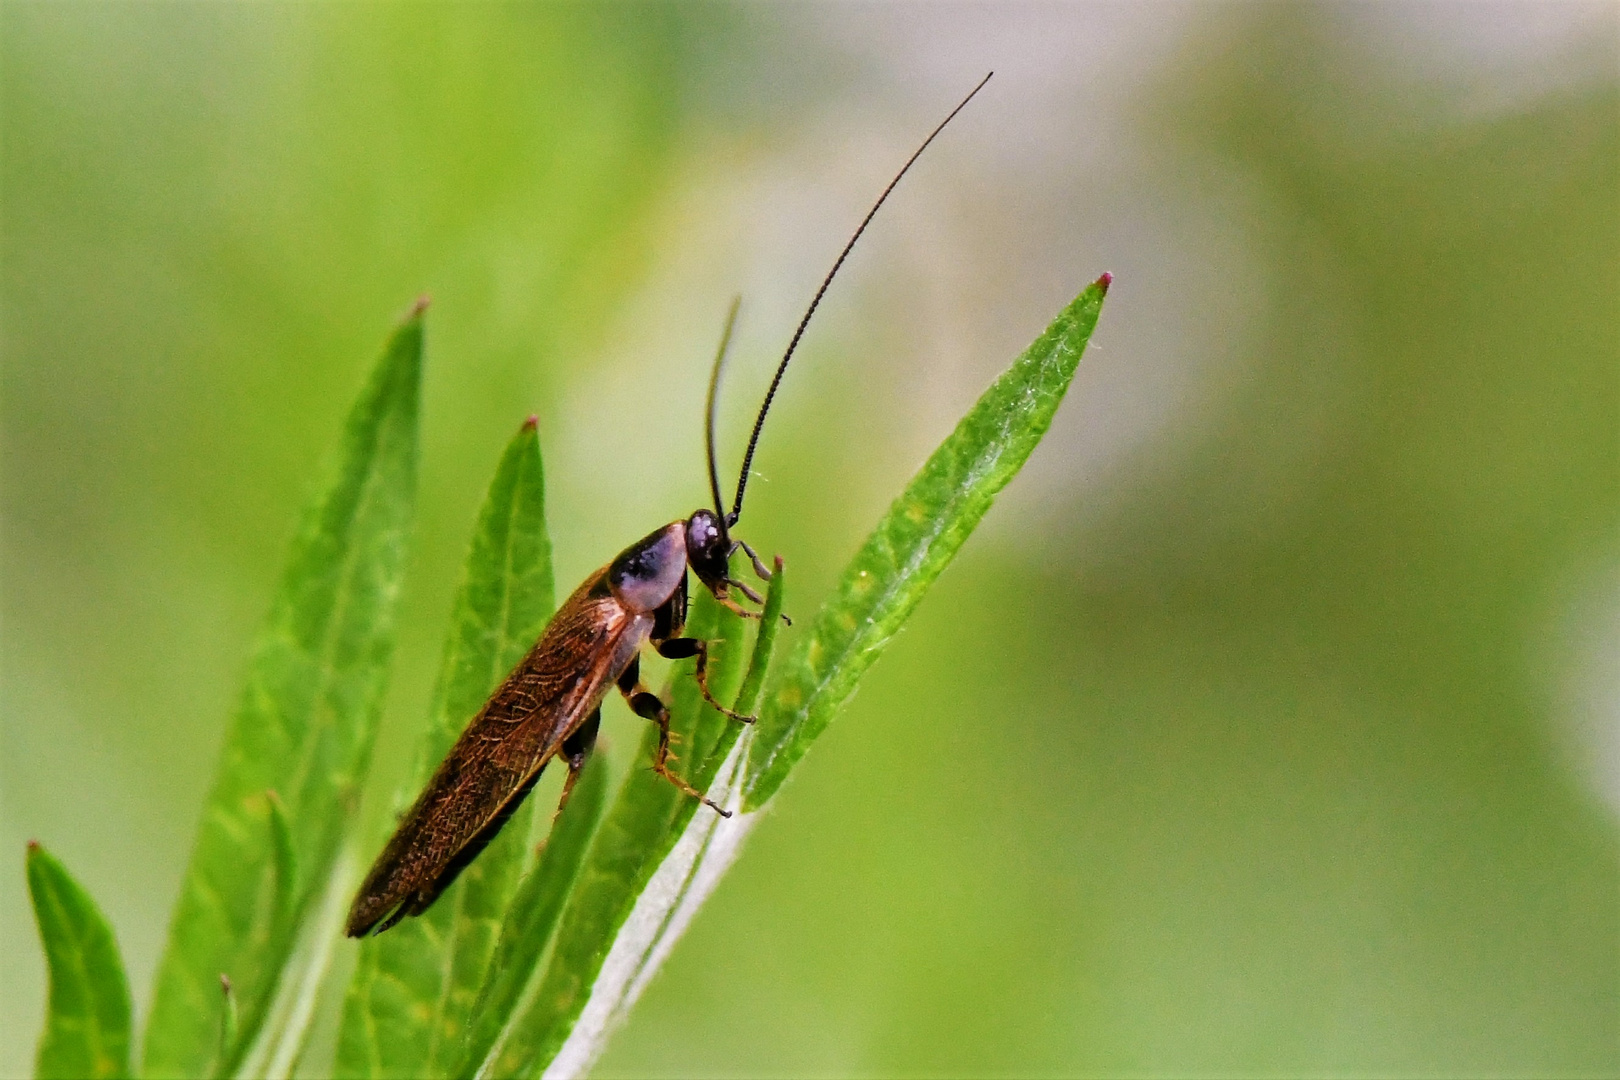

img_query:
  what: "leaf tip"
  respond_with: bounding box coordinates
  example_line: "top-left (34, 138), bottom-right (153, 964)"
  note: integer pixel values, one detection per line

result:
top-left (1094, 271), bottom-right (1112, 295)
top-left (26, 839), bottom-right (39, 852)
top-left (523, 414), bottom-right (539, 431)
top-left (409, 293), bottom-right (432, 318)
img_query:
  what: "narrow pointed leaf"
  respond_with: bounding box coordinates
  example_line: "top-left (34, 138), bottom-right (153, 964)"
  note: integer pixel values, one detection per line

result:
top-left (482, 588), bottom-right (749, 1078)
top-left (335, 419), bottom-right (556, 1079)
top-left (142, 308), bottom-right (425, 1078)
top-left (743, 277), bottom-right (1109, 808)
top-left (27, 843), bottom-right (134, 1080)
top-left (459, 750), bottom-right (608, 1078)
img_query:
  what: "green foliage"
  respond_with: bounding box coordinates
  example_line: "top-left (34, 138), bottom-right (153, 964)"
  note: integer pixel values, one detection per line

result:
top-left (457, 751), bottom-right (609, 1078)
top-left (473, 588), bottom-right (752, 1078)
top-left (142, 309), bottom-right (424, 1078)
top-left (27, 279), bottom-right (1106, 1078)
top-left (744, 275), bottom-right (1110, 807)
top-left (472, 280), bottom-right (1106, 1075)
top-left (27, 844), bottom-right (134, 1080)
top-left (335, 419), bottom-right (557, 1078)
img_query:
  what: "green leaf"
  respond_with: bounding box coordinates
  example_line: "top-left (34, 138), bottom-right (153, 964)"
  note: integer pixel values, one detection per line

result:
top-left (743, 277), bottom-right (1109, 808)
top-left (27, 843), bottom-right (134, 1080)
top-left (480, 586), bottom-right (750, 1078)
top-left (457, 749), bottom-right (608, 1078)
top-left (334, 418), bottom-right (557, 1079)
top-left (212, 790), bottom-right (300, 1077)
top-left (142, 307), bottom-right (425, 1079)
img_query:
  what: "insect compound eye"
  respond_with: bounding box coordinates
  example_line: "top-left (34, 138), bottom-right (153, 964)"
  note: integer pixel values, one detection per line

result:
top-left (608, 523), bottom-right (688, 614)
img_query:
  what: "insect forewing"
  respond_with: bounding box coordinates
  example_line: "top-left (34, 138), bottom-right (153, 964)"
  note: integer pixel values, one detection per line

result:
top-left (347, 572), bottom-right (647, 936)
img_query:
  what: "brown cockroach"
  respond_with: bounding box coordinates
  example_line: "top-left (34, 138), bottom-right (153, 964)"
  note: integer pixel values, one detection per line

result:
top-left (345, 74), bottom-right (991, 938)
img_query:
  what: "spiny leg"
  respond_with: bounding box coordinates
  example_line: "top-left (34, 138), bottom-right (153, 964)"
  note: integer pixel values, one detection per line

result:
top-left (617, 655), bottom-right (731, 817)
top-left (657, 637), bottom-right (755, 724)
top-left (712, 590), bottom-right (762, 621)
top-left (554, 706), bottom-right (601, 819)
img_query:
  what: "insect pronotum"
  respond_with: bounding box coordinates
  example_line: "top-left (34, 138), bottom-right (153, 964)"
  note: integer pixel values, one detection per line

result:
top-left (346, 73), bottom-right (993, 938)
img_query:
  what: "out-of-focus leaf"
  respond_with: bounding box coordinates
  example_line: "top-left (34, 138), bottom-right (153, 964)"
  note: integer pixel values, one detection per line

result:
top-left (458, 750), bottom-right (609, 1079)
top-left (265, 792), bottom-right (297, 930)
top-left (478, 588), bottom-right (749, 1078)
top-left (27, 843), bottom-right (133, 1080)
top-left (743, 276), bottom-right (1109, 808)
top-left (215, 979), bottom-right (237, 1078)
top-left (335, 419), bottom-right (556, 1079)
top-left (142, 308), bottom-right (425, 1078)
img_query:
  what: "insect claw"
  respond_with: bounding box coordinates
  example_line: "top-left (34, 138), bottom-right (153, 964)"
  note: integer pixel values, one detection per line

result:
top-left (652, 758), bottom-right (728, 815)
top-left (695, 663), bottom-right (756, 724)
top-left (715, 594), bottom-right (762, 621)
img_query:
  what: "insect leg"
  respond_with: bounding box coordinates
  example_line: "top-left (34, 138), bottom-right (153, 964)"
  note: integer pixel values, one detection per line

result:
top-left (616, 666), bottom-right (731, 817)
top-left (735, 539), bottom-right (773, 581)
top-left (657, 637), bottom-right (755, 724)
top-left (711, 573), bottom-right (790, 626)
top-left (727, 577), bottom-right (767, 605)
top-left (555, 706), bottom-right (601, 818)
top-left (711, 591), bottom-right (763, 621)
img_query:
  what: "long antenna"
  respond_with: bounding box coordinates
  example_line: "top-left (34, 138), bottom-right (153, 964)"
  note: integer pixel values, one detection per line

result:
top-left (705, 295), bottom-right (743, 540)
top-left (727, 71), bottom-right (993, 526)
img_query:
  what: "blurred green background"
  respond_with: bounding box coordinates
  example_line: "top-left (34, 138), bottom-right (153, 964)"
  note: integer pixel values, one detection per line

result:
top-left (3, 3), bottom-right (1616, 1076)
